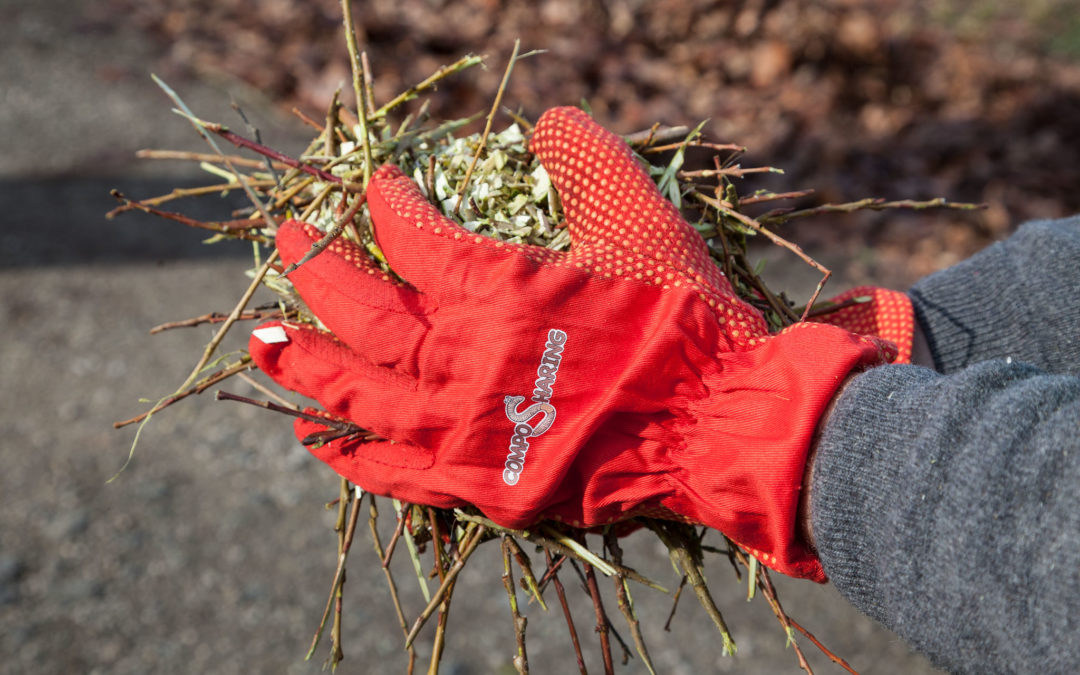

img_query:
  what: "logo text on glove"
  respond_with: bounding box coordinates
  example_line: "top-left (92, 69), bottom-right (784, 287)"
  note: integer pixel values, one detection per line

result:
top-left (502, 329), bottom-right (567, 486)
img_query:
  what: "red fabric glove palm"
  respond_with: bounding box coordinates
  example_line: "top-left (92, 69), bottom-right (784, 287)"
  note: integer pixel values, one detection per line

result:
top-left (250, 107), bottom-right (895, 581)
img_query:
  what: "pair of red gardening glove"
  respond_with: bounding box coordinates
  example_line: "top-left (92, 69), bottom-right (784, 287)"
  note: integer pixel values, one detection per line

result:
top-left (249, 107), bottom-right (913, 582)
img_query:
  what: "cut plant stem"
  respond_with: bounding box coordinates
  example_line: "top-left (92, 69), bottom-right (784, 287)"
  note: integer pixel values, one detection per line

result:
top-left (404, 523), bottom-right (487, 649)
top-left (582, 558), bottom-right (614, 675)
top-left (502, 536), bottom-right (530, 675)
top-left (454, 39), bottom-right (521, 217)
top-left (368, 497), bottom-right (416, 664)
top-left (280, 191), bottom-right (367, 277)
top-left (605, 531), bottom-right (656, 675)
top-left (113, 357), bottom-right (251, 428)
top-left (545, 550), bottom-right (587, 675)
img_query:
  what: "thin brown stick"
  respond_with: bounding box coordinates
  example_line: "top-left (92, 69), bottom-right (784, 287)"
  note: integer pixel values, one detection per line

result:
top-left (454, 39), bottom-right (520, 216)
top-left (739, 189), bottom-right (816, 206)
top-left (382, 502), bottom-right (412, 568)
top-left (187, 117), bottom-right (349, 187)
top-left (134, 148), bottom-right (294, 170)
top-left (176, 250), bottom-right (279, 393)
top-left (113, 357), bottom-right (251, 428)
top-left (280, 190), bottom-right (367, 277)
top-left (605, 532), bottom-right (656, 675)
top-left (695, 190), bottom-right (832, 321)
top-left (427, 506), bottom-right (446, 582)
top-left (368, 497), bottom-right (416, 665)
top-left (502, 537), bottom-right (530, 675)
top-left (763, 197), bottom-right (985, 225)
top-left (361, 51), bottom-right (377, 117)
top-left (545, 551), bottom-right (588, 675)
top-left (625, 124), bottom-right (690, 147)
top-left (753, 565), bottom-right (813, 675)
top-left (404, 524), bottom-right (487, 648)
top-left (679, 166), bottom-right (780, 179)
top-left (372, 54), bottom-right (484, 119)
top-left (582, 560), bottom-right (614, 675)
top-left (340, 0), bottom-right (373, 187)
top-left (505, 536), bottom-right (547, 611)
top-left (106, 179), bottom-right (278, 216)
top-left (149, 308), bottom-right (284, 334)
top-left (642, 139), bottom-right (744, 154)
top-left (306, 482), bottom-right (361, 666)
top-left (536, 552), bottom-right (569, 593)
top-left (108, 190), bottom-right (270, 241)
top-left (291, 106), bottom-right (326, 132)
top-left (215, 391), bottom-right (365, 433)
top-left (788, 616), bottom-right (860, 675)
top-left (662, 575), bottom-right (688, 631)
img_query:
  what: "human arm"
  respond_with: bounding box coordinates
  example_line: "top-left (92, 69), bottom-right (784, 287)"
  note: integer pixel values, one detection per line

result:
top-left (802, 217), bottom-right (1080, 673)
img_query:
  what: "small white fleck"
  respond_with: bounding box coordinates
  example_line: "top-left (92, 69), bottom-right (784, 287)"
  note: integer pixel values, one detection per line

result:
top-left (252, 326), bottom-right (289, 344)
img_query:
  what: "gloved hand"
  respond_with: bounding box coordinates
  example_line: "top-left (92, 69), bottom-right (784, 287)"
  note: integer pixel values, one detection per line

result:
top-left (812, 286), bottom-right (915, 364)
top-left (250, 107), bottom-right (896, 581)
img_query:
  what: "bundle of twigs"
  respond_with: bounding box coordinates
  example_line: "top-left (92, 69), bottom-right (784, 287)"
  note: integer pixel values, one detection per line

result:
top-left (110, 4), bottom-right (979, 673)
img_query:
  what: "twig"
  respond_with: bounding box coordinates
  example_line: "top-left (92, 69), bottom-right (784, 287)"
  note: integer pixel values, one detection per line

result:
top-left (176, 251), bottom-right (279, 393)
top-left (340, 0), bottom-right (373, 187)
top-left (174, 112), bottom-right (349, 188)
top-left (382, 501), bottom-right (412, 568)
top-left (753, 564), bottom-right (813, 675)
top-left (427, 576), bottom-right (456, 675)
top-left (739, 189), bottom-right (815, 206)
top-left (361, 51), bottom-right (377, 117)
top-left (306, 482), bottom-right (362, 668)
top-left (214, 391), bottom-right (368, 435)
top-left (694, 190), bottom-right (832, 322)
top-left (106, 179), bottom-right (278, 215)
top-left (149, 308), bottom-right (284, 334)
top-left (545, 551), bottom-right (588, 675)
top-left (605, 531), bottom-right (656, 675)
top-left (582, 559), bottom-right (614, 675)
top-left (291, 106), bottom-right (326, 132)
top-left (404, 524), bottom-right (487, 648)
top-left (647, 521), bottom-right (736, 655)
top-left (368, 497), bottom-right (416, 665)
top-left (152, 76), bottom-right (280, 233)
top-left (134, 148), bottom-right (294, 170)
top-left (788, 616), bottom-right (860, 675)
top-left (505, 536), bottom-right (547, 611)
top-left (454, 39), bottom-right (521, 216)
top-left (372, 55), bottom-right (484, 119)
top-left (280, 190), bottom-right (367, 278)
top-left (624, 124), bottom-right (691, 147)
top-left (502, 536), bottom-right (530, 675)
top-left (642, 139), bottom-right (744, 154)
top-left (762, 197), bottom-right (985, 225)
top-left (108, 190), bottom-right (270, 242)
top-left (234, 371), bottom-right (295, 408)
top-left (113, 357), bottom-right (251, 428)
top-left (663, 575), bottom-right (688, 631)
top-left (679, 165), bottom-right (782, 179)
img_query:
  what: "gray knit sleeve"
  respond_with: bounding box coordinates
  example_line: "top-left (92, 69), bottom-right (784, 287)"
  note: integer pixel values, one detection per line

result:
top-left (810, 216), bottom-right (1080, 673)
top-left (811, 363), bottom-right (1080, 673)
top-left (910, 216), bottom-right (1080, 375)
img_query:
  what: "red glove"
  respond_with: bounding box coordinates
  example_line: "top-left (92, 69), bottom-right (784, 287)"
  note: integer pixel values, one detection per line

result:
top-left (813, 286), bottom-right (915, 364)
top-left (250, 107), bottom-right (895, 581)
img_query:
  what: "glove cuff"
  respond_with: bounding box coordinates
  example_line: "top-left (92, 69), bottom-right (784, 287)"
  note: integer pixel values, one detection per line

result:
top-left (674, 322), bottom-right (894, 581)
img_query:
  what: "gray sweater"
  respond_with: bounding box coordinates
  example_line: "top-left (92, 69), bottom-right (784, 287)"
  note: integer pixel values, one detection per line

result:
top-left (813, 217), bottom-right (1080, 674)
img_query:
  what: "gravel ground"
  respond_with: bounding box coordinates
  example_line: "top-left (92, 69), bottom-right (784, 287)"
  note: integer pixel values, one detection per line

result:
top-left (0, 1), bottom-right (942, 672)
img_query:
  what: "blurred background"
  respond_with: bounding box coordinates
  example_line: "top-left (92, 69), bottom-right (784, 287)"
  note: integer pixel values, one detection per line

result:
top-left (3, 0), bottom-right (1079, 672)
